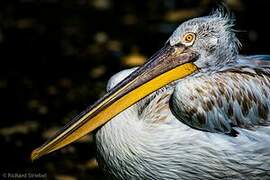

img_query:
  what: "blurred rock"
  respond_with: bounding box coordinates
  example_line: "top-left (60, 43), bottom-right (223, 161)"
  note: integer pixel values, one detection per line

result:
top-left (90, 0), bottom-right (111, 10)
top-left (84, 158), bottom-right (99, 170)
top-left (122, 47), bottom-right (146, 66)
top-left (38, 105), bottom-right (48, 115)
top-left (42, 127), bottom-right (60, 139)
top-left (55, 175), bottom-right (77, 180)
top-left (225, 0), bottom-right (244, 11)
top-left (94, 32), bottom-right (108, 44)
top-left (89, 66), bottom-right (106, 79)
top-left (164, 9), bottom-right (201, 22)
top-left (0, 121), bottom-right (38, 136)
top-left (107, 40), bottom-right (122, 52)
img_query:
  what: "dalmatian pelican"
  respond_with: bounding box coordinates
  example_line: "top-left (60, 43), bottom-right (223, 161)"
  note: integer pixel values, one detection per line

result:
top-left (31, 9), bottom-right (270, 179)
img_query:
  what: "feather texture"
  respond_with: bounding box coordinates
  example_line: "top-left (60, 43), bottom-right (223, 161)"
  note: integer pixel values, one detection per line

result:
top-left (171, 56), bottom-right (270, 136)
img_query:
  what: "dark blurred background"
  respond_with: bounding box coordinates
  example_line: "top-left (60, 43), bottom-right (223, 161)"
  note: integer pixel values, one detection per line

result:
top-left (0, 0), bottom-right (269, 179)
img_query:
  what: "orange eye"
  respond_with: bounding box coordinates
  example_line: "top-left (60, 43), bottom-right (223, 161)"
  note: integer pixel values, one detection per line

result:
top-left (183, 33), bottom-right (195, 44)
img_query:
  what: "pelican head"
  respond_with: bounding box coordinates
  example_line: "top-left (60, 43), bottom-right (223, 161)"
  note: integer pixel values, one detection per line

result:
top-left (169, 9), bottom-right (240, 68)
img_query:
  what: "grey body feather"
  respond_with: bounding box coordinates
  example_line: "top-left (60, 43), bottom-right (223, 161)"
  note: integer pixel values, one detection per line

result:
top-left (95, 9), bottom-right (270, 180)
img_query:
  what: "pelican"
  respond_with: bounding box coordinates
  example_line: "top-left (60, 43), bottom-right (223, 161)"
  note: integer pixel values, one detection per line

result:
top-left (31, 9), bottom-right (270, 179)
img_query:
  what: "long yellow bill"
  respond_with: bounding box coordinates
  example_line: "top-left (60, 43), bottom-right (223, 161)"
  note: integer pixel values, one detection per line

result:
top-left (31, 43), bottom-right (198, 160)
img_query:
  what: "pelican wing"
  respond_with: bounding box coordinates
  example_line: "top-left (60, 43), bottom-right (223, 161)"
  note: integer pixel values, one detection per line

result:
top-left (170, 56), bottom-right (270, 136)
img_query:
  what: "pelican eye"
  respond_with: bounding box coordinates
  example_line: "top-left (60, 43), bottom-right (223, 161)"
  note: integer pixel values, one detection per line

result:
top-left (182, 32), bottom-right (196, 46)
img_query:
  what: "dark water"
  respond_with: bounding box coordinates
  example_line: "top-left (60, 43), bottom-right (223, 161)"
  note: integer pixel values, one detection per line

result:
top-left (0, 0), bottom-right (269, 179)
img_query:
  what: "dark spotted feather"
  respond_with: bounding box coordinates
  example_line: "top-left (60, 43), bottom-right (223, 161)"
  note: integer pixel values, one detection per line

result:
top-left (170, 55), bottom-right (270, 136)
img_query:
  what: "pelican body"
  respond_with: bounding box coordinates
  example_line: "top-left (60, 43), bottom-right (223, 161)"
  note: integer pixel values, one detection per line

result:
top-left (32, 9), bottom-right (270, 179)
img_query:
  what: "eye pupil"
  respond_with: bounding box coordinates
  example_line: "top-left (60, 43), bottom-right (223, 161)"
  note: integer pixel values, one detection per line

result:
top-left (182, 32), bottom-right (195, 45)
top-left (185, 35), bottom-right (192, 41)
